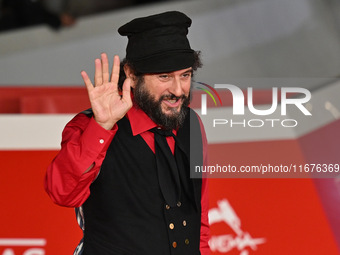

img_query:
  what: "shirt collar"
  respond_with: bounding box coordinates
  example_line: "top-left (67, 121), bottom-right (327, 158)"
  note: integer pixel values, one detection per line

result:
top-left (126, 103), bottom-right (158, 136)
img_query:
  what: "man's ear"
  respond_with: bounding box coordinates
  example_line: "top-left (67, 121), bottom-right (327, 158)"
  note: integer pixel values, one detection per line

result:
top-left (123, 64), bottom-right (136, 88)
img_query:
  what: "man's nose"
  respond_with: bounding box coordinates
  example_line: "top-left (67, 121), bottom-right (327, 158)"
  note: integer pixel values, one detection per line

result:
top-left (169, 76), bottom-right (183, 97)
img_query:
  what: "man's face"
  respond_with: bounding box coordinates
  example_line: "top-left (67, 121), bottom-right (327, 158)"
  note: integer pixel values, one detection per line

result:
top-left (133, 67), bottom-right (192, 130)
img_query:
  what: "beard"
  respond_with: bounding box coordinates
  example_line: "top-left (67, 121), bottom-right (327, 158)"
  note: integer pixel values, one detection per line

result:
top-left (133, 77), bottom-right (191, 130)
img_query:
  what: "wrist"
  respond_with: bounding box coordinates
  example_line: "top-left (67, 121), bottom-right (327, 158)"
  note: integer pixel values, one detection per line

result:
top-left (94, 118), bottom-right (116, 130)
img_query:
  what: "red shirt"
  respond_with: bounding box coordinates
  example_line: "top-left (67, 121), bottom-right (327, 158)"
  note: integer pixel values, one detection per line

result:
top-left (44, 105), bottom-right (210, 254)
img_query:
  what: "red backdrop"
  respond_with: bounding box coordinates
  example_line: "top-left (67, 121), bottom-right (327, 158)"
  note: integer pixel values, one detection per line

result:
top-left (1, 87), bottom-right (339, 255)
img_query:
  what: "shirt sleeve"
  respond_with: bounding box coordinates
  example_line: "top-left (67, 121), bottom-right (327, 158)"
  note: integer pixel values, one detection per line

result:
top-left (199, 116), bottom-right (211, 255)
top-left (44, 113), bottom-right (117, 207)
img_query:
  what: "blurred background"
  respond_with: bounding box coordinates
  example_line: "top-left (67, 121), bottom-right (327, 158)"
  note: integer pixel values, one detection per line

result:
top-left (1, 0), bottom-right (340, 254)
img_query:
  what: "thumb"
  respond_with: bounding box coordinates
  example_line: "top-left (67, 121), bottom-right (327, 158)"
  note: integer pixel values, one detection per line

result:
top-left (121, 77), bottom-right (133, 105)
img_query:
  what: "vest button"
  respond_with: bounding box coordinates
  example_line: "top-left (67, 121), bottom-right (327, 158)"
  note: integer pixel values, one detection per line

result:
top-left (183, 220), bottom-right (187, 227)
top-left (185, 239), bottom-right (189, 245)
top-left (169, 223), bottom-right (174, 230)
top-left (165, 204), bottom-right (170, 210)
top-left (177, 201), bottom-right (181, 207)
top-left (172, 241), bottom-right (177, 248)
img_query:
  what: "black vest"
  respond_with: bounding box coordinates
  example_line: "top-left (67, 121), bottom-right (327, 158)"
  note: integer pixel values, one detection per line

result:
top-left (82, 107), bottom-right (203, 255)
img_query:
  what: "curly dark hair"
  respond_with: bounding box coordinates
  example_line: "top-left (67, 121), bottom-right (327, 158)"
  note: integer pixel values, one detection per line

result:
top-left (118, 50), bottom-right (202, 90)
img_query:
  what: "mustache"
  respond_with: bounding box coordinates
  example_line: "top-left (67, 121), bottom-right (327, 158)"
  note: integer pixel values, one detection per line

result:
top-left (160, 94), bottom-right (187, 101)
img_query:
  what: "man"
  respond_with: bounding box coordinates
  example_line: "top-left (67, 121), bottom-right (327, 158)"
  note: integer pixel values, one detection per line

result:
top-left (45, 11), bottom-right (210, 255)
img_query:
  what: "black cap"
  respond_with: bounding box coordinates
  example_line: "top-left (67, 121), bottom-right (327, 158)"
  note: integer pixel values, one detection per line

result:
top-left (118, 11), bottom-right (195, 73)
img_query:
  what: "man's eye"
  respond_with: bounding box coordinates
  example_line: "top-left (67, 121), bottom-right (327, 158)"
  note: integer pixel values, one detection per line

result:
top-left (181, 73), bottom-right (192, 79)
top-left (158, 74), bottom-right (169, 79)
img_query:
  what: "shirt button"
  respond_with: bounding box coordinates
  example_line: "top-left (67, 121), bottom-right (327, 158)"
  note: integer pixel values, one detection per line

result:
top-left (177, 201), bottom-right (181, 207)
top-left (185, 239), bottom-right (189, 245)
top-left (99, 139), bottom-right (104, 144)
top-left (169, 223), bottom-right (174, 230)
top-left (165, 204), bottom-right (170, 210)
top-left (183, 220), bottom-right (187, 227)
top-left (172, 242), bottom-right (177, 248)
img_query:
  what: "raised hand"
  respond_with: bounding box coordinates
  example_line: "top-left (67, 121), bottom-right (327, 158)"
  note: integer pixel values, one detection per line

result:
top-left (81, 53), bottom-right (133, 130)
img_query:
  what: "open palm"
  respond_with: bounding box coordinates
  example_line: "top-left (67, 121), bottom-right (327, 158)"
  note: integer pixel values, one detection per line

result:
top-left (81, 53), bottom-right (132, 130)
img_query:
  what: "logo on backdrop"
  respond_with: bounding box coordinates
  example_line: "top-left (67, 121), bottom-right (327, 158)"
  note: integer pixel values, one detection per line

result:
top-left (194, 82), bottom-right (312, 128)
top-left (209, 199), bottom-right (266, 254)
top-left (194, 82), bottom-right (223, 115)
top-left (0, 238), bottom-right (46, 255)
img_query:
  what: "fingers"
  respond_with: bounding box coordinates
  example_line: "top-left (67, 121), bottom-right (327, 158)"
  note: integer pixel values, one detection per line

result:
top-left (111, 55), bottom-right (120, 85)
top-left (94, 53), bottom-right (119, 87)
top-left (101, 53), bottom-right (110, 84)
top-left (81, 71), bottom-right (93, 93)
top-left (84, 53), bottom-right (121, 91)
top-left (94, 58), bottom-right (102, 87)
